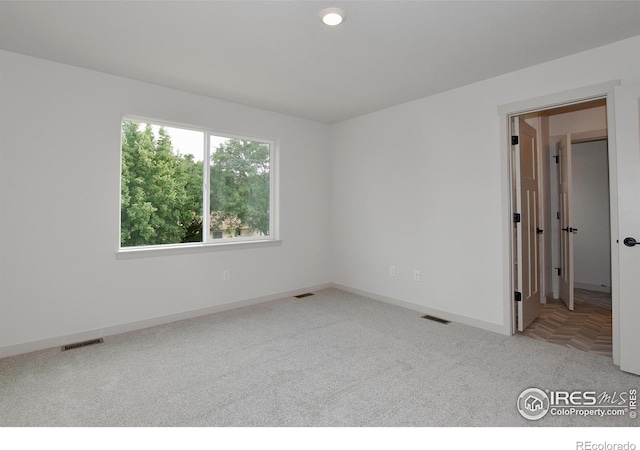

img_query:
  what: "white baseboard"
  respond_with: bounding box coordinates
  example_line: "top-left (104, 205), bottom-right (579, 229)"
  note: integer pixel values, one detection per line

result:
top-left (574, 282), bottom-right (611, 293)
top-left (329, 283), bottom-right (509, 335)
top-left (0, 283), bottom-right (332, 359)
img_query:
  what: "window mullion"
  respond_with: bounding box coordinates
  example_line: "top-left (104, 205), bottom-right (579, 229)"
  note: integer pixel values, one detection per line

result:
top-left (203, 132), bottom-right (211, 243)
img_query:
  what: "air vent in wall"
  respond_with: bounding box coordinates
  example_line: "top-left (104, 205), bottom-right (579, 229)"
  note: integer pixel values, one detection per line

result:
top-left (62, 338), bottom-right (104, 351)
top-left (421, 315), bottom-right (451, 325)
top-left (294, 293), bottom-right (314, 299)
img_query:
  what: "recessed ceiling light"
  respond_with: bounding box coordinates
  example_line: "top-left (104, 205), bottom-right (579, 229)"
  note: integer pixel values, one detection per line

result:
top-left (320, 7), bottom-right (346, 26)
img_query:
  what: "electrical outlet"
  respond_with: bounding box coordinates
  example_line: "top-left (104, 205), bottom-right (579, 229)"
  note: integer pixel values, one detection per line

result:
top-left (413, 270), bottom-right (420, 282)
top-left (390, 266), bottom-right (396, 277)
top-left (223, 270), bottom-right (230, 281)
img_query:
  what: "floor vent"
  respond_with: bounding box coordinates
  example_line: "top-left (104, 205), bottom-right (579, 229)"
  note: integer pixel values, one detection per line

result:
top-left (295, 293), bottom-right (314, 299)
top-left (62, 338), bottom-right (104, 352)
top-left (421, 315), bottom-right (451, 325)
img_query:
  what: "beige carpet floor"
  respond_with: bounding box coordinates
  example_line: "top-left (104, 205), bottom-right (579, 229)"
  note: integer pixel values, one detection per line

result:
top-left (0, 288), bottom-right (637, 427)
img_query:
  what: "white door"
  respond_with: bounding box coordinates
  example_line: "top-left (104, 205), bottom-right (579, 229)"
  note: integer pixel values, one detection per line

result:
top-left (558, 135), bottom-right (574, 311)
top-left (614, 85), bottom-right (640, 375)
top-left (514, 117), bottom-right (541, 331)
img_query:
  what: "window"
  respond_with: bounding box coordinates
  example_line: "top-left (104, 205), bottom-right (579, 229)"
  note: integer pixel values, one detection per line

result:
top-left (120, 119), bottom-right (274, 251)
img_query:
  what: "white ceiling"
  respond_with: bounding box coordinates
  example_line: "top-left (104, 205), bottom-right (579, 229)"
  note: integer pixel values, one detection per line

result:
top-left (1, 1), bottom-right (639, 123)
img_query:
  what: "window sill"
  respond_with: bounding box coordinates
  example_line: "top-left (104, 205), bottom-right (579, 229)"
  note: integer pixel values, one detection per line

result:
top-left (116, 239), bottom-right (282, 260)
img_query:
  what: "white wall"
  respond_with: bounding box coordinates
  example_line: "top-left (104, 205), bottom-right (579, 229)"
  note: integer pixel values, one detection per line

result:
top-left (572, 140), bottom-right (611, 291)
top-left (2, 35), bottom-right (639, 355)
top-left (330, 36), bottom-right (640, 331)
top-left (0, 50), bottom-right (331, 353)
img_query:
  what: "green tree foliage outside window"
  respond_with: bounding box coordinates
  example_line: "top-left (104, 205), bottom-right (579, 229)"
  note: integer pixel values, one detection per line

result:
top-left (120, 121), bottom-right (270, 248)
top-left (210, 139), bottom-right (270, 238)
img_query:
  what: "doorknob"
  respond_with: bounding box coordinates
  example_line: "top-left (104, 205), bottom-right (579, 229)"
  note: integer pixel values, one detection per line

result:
top-left (536, 228), bottom-right (544, 234)
top-left (624, 237), bottom-right (638, 247)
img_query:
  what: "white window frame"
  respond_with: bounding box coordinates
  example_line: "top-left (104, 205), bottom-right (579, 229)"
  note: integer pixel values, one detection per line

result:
top-left (117, 116), bottom-right (280, 259)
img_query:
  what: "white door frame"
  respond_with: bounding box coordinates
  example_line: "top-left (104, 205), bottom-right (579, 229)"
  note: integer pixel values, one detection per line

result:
top-left (498, 80), bottom-right (621, 364)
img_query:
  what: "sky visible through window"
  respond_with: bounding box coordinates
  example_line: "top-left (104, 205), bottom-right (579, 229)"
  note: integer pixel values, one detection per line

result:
top-left (146, 124), bottom-right (229, 161)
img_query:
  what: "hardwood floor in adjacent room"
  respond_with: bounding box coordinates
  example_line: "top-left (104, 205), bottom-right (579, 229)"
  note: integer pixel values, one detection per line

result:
top-left (520, 288), bottom-right (613, 357)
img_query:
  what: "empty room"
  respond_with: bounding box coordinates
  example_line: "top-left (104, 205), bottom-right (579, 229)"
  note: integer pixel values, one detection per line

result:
top-left (1, 0), bottom-right (639, 442)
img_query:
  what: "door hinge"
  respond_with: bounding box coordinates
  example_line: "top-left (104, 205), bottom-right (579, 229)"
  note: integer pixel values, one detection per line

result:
top-left (557, 211), bottom-right (560, 220)
top-left (554, 154), bottom-right (559, 164)
top-left (511, 136), bottom-right (519, 145)
top-left (515, 291), bottom-right (522, 302)
top-left (513, 213), bottom-right (521, 223)
top-left (556, 267), bottom-right (561, 276)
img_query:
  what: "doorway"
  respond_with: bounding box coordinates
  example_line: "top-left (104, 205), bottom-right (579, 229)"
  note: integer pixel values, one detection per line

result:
top-left (511, 98), bottom-right (613, 355)
top-left (501, 82), bottom-right (640, 375)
